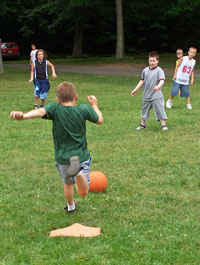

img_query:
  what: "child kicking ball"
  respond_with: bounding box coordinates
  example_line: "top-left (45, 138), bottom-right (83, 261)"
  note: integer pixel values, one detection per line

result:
top-left (10, 82), bottom-right (103, 213)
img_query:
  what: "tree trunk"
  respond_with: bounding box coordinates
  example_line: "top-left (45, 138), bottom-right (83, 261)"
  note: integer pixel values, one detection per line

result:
top-left (115, 0), bottom-right (124, 59)
top-left (72, 21), bottom-right (84, 57)
top-left (0, 39), bottom-right (4, 74)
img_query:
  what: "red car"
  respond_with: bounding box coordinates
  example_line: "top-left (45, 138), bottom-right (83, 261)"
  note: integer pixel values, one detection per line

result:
top-left (1, 42), bottom-right (20, 59)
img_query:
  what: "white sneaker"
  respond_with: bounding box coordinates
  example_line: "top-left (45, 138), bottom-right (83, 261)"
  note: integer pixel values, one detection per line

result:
top-left (166, 99), bottom-right (172, 109)
top-left (187, 103), bottom-right (192, 109)
top-left (136, 124), bottom-right (146, 130)
top-left (162, 125), bottom-right (168, 131)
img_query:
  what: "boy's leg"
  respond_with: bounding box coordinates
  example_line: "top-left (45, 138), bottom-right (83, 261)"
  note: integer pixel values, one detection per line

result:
top-left (136, 101), bottom-right (150, 130)
top-left (64, 184), bottom-right (74, 205)
top-left (166, 81), bottom-right (180, 108)
top-left (180, 85), bottom-right (191, 109)
top-left (153, 99), bottom-right (168, 130)
top-left (76, 172), bottom-right (89, 197)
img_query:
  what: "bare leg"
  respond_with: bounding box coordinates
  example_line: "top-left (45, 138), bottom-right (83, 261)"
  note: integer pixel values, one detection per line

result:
top-left (141, 119), bottom-right (146, 126)
top-left (64, 184), bottom-right (74, 206)
top-left (76, 173), bottom-right (88, 197)
top-left (169, 95), bottom-right (174, 100)
top-left (186, 97), bottom-right (190, 104)
top-left (41, 99), bottom-right (45, 106)
top-left (34, 97), bottom-right (39, 105)
top-left (160, 120), bottom-right (166, 126)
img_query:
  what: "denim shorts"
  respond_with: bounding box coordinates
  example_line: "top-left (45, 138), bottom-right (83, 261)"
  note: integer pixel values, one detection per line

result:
top-left (55, 157), bottom-right (92, 185)
top-left (171, 81), bottom-right (190, 97)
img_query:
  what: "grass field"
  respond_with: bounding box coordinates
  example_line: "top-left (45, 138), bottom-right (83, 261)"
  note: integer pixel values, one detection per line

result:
top-left (0, 62), bottom-right (200, 265)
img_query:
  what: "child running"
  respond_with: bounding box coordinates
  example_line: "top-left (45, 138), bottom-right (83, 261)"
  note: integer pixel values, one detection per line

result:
top-left (30, 44), bottom-right (38, 66)
top-left (10, 82), bottom-right (103, 213)
top-left (131, 51), bottom-right (168, 131)
top-left (166, 47), bottom-right (197, 109)
top-left (29, 49), bottom-right (57, 109)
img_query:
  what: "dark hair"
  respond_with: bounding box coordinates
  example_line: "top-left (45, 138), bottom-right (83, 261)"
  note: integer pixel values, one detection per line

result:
top-left (57, 82), bottom-right (77, 103)
top-left (148, 51), bottom-right (159, 60)
top-left (36, 49), bottom-right (47, 59)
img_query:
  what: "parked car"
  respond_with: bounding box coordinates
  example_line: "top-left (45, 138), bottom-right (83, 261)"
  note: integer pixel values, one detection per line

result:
top-left (1, 42), bottom-right (20, 60)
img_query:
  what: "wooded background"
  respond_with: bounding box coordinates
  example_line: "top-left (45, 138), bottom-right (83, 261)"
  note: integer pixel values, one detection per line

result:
top-left (0, 0), bottom-right (200, 58)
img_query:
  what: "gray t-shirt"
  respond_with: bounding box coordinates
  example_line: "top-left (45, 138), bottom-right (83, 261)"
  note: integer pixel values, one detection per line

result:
top-left (141, 66), bottom-right (165, 101)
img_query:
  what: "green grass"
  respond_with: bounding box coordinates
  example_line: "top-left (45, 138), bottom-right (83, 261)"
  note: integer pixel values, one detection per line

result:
top-left (0, 65), bottom-right (200, 265)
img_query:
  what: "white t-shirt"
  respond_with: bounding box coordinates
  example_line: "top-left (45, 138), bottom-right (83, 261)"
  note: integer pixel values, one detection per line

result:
top-left (30, 49), bottom-right (38, 63)
top-left (176, 56), bottom-right (196, 85)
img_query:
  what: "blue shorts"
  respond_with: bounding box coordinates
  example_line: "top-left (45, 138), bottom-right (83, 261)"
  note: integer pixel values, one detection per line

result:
top-left (55, 157), bottom-right (92, 186)
top-left (34, 79), bottom-right (50, 100)
top-left (171, 81), bottom-right (190, 97)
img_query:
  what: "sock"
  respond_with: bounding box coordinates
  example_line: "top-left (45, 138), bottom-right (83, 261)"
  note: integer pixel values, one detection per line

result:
top-left (67, 201), bottom-right (75, 211)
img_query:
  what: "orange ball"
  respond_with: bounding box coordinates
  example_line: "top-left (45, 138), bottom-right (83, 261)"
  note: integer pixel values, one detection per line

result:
top-left (89, 171), bottom-right (108, 192)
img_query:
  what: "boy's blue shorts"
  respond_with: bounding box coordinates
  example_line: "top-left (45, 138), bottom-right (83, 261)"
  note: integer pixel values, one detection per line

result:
top-left (34, 79), bottom-right (50, 100)
top-left (55, 157), bottom-right (92, 186)
top-left (171, 81), bottom-right (190, 97)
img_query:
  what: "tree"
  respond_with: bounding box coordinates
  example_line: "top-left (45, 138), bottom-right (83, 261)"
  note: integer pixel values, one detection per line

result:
top-left (115, 0), bottom-right (124, 59)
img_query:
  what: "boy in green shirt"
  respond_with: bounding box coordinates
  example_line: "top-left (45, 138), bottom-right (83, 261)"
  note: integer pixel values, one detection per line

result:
top-left (10, 82), bottom-right (103, 213)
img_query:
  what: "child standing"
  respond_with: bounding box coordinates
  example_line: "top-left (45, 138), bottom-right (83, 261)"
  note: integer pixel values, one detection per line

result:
top-left (166, 47), bottom-right (197, 109)
top-left (30, 44), bottom-right (38, 66)
top-left (10, 82), bottom-right (103, 213)
top-left (131, 51), bottom-right (168, 131)
top-left (29, 49), bottom-right (57, 109)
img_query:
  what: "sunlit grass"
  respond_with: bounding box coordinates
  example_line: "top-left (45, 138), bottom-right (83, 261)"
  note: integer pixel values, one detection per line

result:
top-left (0, 65), bottom-right (200, 264)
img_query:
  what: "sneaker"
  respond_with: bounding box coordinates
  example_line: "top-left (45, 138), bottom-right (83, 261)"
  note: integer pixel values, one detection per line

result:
top-left (40, 105), bottom-right (44, 108)
top-left (66, 156), bottom-right (81, 178)
top-left (64, 201), bottom-right (77, 214)
top-left (162, 125), bottom-right (168, 131)
top-left (34, 104), bottom-right (39, 109)
top-left (136, 124), bottom-right (146, 130)
top-left (187, 103), bottom-right (192, 109)
top-left (166, 99), bottom-right (172, 109)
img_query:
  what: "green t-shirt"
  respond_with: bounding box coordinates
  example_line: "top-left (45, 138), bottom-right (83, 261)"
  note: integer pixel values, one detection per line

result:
top-left (43, 102), bottom-right (99, 165)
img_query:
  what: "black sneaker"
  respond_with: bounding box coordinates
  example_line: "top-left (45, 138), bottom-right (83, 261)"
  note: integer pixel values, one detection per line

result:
top-left (34, 104), bottom-right (39, 109)
top-left (66, 156), bottom-right (81, 178)
top-left (40, 105), bottom-right (44, 108)
top-left (64, 201), bottom-right (77, 214)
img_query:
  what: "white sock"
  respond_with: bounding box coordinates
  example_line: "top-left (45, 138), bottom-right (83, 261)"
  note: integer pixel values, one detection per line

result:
top-left (67, 201), bottom-right (75, 211)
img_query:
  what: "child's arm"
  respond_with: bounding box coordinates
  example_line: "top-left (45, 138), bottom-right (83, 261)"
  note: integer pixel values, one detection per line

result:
top-left (173, 58), bottom-right (183, 80)
top-left (47, 61), bottom-right (57, 79)
top-left (153, 80), bottom-right (165, 91)
top-left (131, 80), bottom-right (144, 96)
top-left (87, 95), bottom-right (103, 124)
top-left (190, 69), bottom-right (194, 85)
top-left (29, 63), bottom-right (34, 82)
top-left (10, 108), bottom-right (46, 120)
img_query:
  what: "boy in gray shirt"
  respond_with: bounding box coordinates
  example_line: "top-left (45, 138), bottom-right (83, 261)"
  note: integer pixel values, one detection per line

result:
top-left (131, 51), bottom-right (168, 131)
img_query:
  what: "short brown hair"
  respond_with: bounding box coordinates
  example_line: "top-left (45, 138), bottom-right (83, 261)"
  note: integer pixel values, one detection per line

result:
top-left (189, 47), bottom-right (197, 52)
top-left (57, 82), bottom-right (77, 103)
top-left (148, 51), bottom-right (159, 60)
top-left (36, 49), bottom-right (47, 59)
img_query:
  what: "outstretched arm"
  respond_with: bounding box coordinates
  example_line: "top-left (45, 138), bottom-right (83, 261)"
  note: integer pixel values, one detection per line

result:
top-left (131, 80), bottom-right (144, 96)
top-left (87, 95), bottom-right (103, 124)
top-left (10, 108), bottom-right (46, 120)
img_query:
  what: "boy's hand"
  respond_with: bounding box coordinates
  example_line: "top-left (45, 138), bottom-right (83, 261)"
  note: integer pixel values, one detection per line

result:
top-left (190, 80), bottom-right (194, 85)
top-left (131, 90), bottom-right (137, 96)
top-left (29, 78), bottom-right (33, 82)
top-left (88, 95), bottom-right (98, 106)
top-left (52, 73), bottom-right (57, 79)
top-left (153, 86), bottom-right (159, 91)
top-left (10, 111), bottom-right (24, 120)
top-left (173, 75), bottom-right (176, 80)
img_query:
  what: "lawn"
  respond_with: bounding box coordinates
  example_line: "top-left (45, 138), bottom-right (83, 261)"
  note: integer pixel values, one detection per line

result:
top-left (0, 63), bottom-right (200, 265)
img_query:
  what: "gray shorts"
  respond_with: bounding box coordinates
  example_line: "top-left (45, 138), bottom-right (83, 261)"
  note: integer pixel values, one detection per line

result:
top-left (55, 157), bottom-right (92, 185)
top-left (141, 98), bottom-right (167, 121)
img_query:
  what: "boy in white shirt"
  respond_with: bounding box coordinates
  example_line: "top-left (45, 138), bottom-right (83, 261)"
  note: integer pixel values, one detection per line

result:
top-left (166, 47), bottom-right (197, 110)
top-left (30, 44), bottom-right (38, 66)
